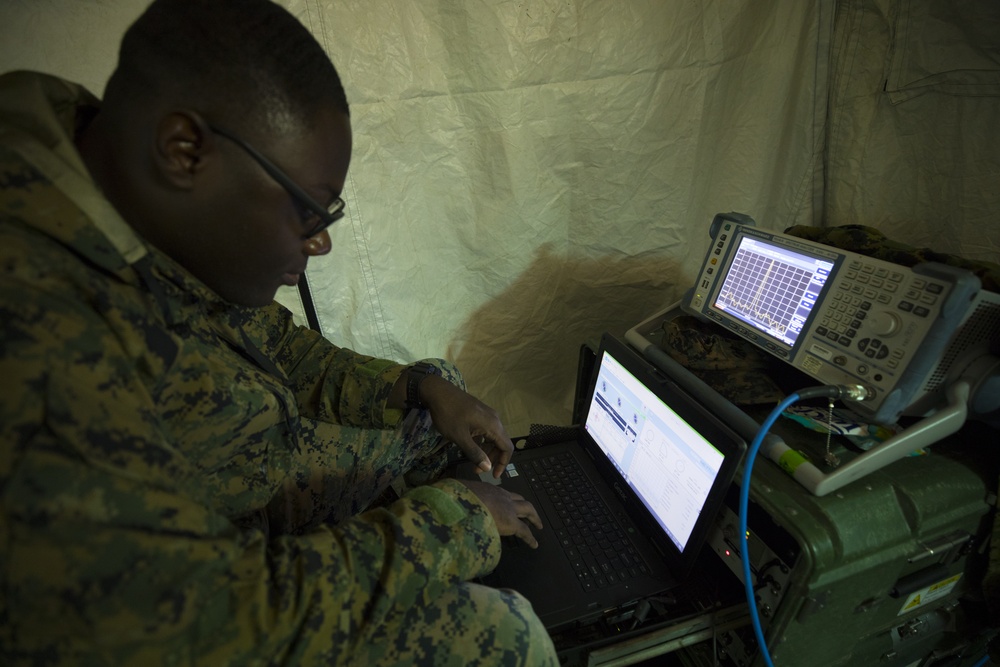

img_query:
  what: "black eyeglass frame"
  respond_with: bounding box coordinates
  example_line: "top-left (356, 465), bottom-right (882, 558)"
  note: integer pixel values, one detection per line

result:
top-left (208, 123), bottom-right (345, 238)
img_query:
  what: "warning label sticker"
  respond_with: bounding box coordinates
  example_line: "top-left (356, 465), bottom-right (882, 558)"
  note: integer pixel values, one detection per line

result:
top-left (898, 574), bottom-right (962, 616)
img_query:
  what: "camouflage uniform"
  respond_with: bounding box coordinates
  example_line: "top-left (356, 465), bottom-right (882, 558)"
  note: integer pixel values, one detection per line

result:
top-left (657, 315), bottom-right (785, 406)
top-left (784, 224), bottom-right (1000, 292)
top-left (0, 72), bottom-right (556, 666)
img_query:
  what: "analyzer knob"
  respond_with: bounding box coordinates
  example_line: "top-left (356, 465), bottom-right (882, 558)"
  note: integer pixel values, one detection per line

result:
top-left (868, 311), bottom-right (901, 337)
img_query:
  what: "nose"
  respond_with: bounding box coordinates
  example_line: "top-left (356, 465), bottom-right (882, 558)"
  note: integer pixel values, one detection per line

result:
top-left (304, 230), bottom-right (332, 256)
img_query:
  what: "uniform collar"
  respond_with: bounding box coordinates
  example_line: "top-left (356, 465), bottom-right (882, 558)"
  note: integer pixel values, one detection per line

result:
top-left (1, 71), bottom-right (286, 380)
top-left (0, 71), bottom-right (149, 272)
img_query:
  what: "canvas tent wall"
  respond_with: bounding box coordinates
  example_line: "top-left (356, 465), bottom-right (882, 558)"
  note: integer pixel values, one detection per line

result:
top-left (1, 0), bottom-right (996, 435)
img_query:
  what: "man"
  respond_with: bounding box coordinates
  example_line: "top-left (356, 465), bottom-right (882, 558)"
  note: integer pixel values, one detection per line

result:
top-left (0, 0), bottom-right (557, 664)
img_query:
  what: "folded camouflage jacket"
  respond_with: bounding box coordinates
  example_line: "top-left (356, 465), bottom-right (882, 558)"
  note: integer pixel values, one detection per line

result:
top-left (0, 71), bottom-right (500, 664)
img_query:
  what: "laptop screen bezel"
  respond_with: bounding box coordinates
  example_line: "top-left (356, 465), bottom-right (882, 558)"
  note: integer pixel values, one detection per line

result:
top-left (577, 333), bottom-right (747, 578)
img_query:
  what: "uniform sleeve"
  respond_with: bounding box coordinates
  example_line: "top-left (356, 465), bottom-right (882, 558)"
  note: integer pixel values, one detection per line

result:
top-left (0, 287), bottom-right (501, 665)
top-left (246, 301), bottom-right (407, 429)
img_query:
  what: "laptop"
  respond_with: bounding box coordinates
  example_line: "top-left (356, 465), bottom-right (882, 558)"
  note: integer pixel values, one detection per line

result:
top-left (475, 333), bottom-right (746, 630)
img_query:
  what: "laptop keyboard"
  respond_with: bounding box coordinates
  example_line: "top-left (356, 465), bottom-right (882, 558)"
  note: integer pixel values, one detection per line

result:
top-left (518, 454), bottom-right (652, 591)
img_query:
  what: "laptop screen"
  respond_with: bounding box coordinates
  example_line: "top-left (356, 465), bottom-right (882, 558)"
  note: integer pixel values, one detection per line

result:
top-left (584, 347), bottom-right (726, 553)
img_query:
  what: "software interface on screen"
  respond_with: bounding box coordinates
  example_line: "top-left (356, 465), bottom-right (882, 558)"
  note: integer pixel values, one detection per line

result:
top-left (713, 236), bottom-right (834, 347)
top-left (584, 351), bottom-right (725, 551)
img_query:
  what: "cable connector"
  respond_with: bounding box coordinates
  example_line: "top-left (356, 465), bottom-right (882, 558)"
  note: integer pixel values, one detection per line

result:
top-left (796, 384), bottom-right (871, 401)
top-left (629, 599), bottom-right (652, 630)
top-left (837, 384), bottom-right (871, 401)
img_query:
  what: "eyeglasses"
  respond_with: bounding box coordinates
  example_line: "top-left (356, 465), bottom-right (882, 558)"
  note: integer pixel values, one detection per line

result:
top-left (208, 123), bottom-right (345, 238)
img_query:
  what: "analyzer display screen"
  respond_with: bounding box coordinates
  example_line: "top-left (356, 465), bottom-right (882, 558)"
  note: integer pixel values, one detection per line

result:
top-left (713, 236), bottom-right (834, 347)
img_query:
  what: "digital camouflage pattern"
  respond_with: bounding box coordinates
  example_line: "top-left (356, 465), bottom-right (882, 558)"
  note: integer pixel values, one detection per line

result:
top-left (784, 224), bottom-right (1000, 292)
top-left (657, 315), bottom-right (785, 406)
top-left (0, 71), bottom-right (556, 666)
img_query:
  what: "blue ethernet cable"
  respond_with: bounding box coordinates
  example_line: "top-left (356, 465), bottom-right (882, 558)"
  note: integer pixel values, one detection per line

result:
top-left (740, 385), bottom-right (867, 666)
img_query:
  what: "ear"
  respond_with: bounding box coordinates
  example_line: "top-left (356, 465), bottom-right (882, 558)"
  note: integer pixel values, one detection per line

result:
top-left (152, 111), bottom-right (213, 190)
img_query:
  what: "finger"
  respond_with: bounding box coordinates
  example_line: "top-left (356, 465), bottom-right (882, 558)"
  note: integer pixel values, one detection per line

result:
top-left (510, 517), bottom-right (539, 548)
top-left (457, 437), bottom-right (491, 473)
top-left (471, 432), bottom-right (511, 478)
top-left (481, 443), bottom-right (510, 479)
top-left (516, 500), bottom-right (544, 531)
top-left (491, 457), bottom-right (509, 478)
top-left (484, 434), bottom-right (513, 478)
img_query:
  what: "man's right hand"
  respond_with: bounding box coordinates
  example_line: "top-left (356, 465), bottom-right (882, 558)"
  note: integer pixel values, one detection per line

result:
top-left (457, 480), bottom-right (543, 549)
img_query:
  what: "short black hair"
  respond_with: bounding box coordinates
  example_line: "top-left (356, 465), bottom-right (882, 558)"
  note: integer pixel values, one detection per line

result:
top-left (105, 0), bottom-right (348, 135)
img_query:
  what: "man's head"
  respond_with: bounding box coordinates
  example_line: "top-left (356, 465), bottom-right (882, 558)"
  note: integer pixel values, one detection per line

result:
top-left (81, 0), bottom-right (352, 306)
